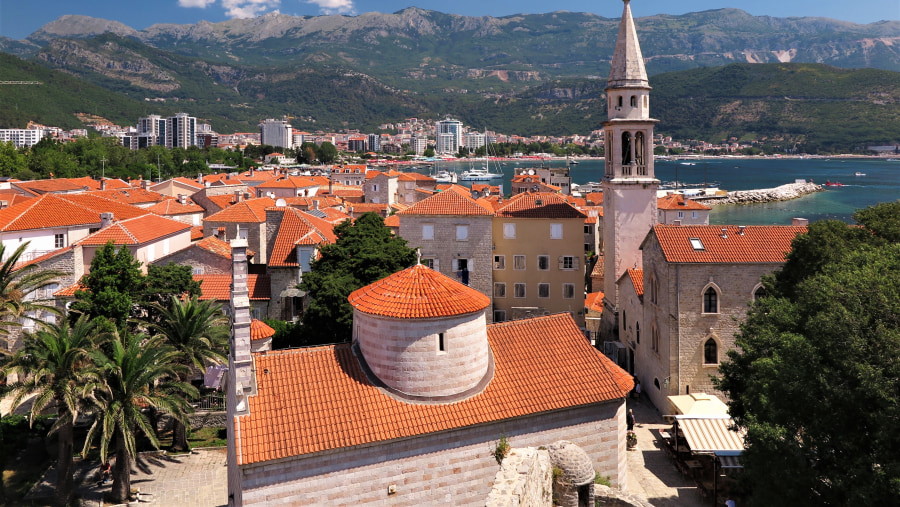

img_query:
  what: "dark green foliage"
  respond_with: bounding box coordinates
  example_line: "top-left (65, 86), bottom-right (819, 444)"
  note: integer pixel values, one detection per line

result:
top-left (71, 242), bottom-right (145, 330)
top-left (716, 201), bottom-right (900, 506)
top-left (299, 213), bottom-right (416, 344)
top-left (143, 263), bottom-right (202, 316)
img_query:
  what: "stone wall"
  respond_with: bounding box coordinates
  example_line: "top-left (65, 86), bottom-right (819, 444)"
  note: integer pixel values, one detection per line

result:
top-left (238, 400), bottom-right (626, 506)
top-left (485, 447), bottom-right (552, 507)
top-left (152, 246), bottom-right (232, 275)
top-left (157, 411), bottom-right (227, 432)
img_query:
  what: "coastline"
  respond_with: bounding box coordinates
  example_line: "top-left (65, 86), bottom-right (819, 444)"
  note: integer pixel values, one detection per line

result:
top-left (701, 182), bottom-right (824, 206)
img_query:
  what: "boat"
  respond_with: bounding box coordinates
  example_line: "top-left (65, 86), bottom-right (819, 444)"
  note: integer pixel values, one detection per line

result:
top-left (433, 170), bottom-right (457, 184)
top-left (855, 172), bottom-right (866, 177)
top-left (459, 166), bottom-right (502, 181)
top-left (825, 180), bottom-right (844, 187)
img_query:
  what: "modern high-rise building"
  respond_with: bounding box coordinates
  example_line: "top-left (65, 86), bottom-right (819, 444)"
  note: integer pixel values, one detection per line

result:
top-left (435, 117), bottom-right (464, 154)
top-left (166, 113), bottom-right (197, 149)
top-left (137, 114), bottom-right (166, 148)
top-left (410, 135), bottom-right (428, 156)
top-left (367, 134), bottom-right (381, 153)
top-left (0, 129), bottom-right (46, 148)
top-left (464, 132), bottom-right (486, 151)
top-left (259, 118), bottom-right (293, 150)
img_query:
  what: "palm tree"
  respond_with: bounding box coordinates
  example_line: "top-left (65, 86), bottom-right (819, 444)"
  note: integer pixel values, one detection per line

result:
top-left (3, 315), bottom-right (101, 506)
top-left (83, 332), bottom-right (197, 504)
top-left (148, 296), bottom-right (228, 451)
top-left (0, 241), bottom-right (65, 353)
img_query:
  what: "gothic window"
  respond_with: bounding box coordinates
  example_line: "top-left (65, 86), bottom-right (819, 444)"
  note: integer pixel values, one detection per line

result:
top-left (635, 132), bottom-right (645, 167)
top-left (754, 285), bottom-right (766, 300)
top-left (621, 132), bottom-right (632, 165)
top-left (630, 96), bottom-right (636, 107)
top-left (704, 338), bottom-right (718, 364)
top-left (703, 287), bottom-right (719, 313)
top-left (617, 96), bottom-right (623, 108)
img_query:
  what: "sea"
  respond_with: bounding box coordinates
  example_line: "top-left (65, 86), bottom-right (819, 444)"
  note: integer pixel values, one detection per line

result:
top-left (408, 157), bottom-right (900, 226)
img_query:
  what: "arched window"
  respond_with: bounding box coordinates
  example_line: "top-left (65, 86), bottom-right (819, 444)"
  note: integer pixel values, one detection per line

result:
top-left (704, 338), bottom-right (718, 364)
top-left (635, 131), bottom-right (645, 166)
top-left (649, 275), bottom-right (658, 305)
top-left (617, 96), bottom-right (623, 108)
top-left (630, 95), bottom-right (636, 107)
top-left (636, 322), bottom-right (640, 344)
top-left (651, 325), bottom-right (659, 352)
top-left (621, 132), bottom-right (632, 165)
top-left (703, 287), bottom-right (718, 313)
top-left (754, 285), bottom-right (766, 300)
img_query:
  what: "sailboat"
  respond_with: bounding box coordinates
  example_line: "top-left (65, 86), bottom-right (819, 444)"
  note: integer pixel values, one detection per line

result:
top-left (460, 131), bottom-right (503, 181)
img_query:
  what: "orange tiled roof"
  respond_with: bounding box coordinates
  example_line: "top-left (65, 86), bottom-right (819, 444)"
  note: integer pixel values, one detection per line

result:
top-left (652, 225), bottom-right (806, 264)
top-left (348, 264), bottom-right (490, 318)
top-left (194, 235), bottom-right (235, 258)
top-left (168, 177), bottom-right (206, 190)
top-left (77, 214), bottom-right (192, 246)
top-left (383, 214), bottom-right (400, 227)
top-left (585, 192), bottom-right (604, 206)
top-left (204, 197), bottom-right (276, 223)
top-left (268, 208), bottom-right (337, 267)
top-left (348, 203), bottom-right (389, 214)
top-left (190, 226), bottom-right (204, 241)
top-left (147, 197), bottom-right (204, 215)
top-left (13, 177), bottom-right (95, 195)
top-left (250, 319), bottom-right (276, 341)
top-left (317, 207), bottom-right (352, 225)
top-left (657, 194), bottom-right (711, 210)
top-left (255, 176), bottom-right (320, 190)
top-left (87, 188), bottom-right (167, 206)
top-left (496, 192), bottom-right (586, 219)
top-left (0, 191), bottom-right (33, 208)
top-left (195, 274), bottom-right (271, 300)
top-left (54, 278), bottom-right (86, 297)
top-left (398, 187), bottom-right (493, 216)
top-left (0, 193), bottom-right (148, 232)
top-left (398, 172), bottom-right (435, 182)
top-left (235, 312), bottom-right (633, 465)
top-left (584, 291), bottom-right (604, 312)
top-left (627, 268), bottom-right (644, 296)
top-left (325, 187), bottom-right (364, 198)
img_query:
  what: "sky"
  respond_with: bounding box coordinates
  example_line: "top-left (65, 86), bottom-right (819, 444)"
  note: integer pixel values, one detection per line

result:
top-left (1, 0), bottom-right (898, 41)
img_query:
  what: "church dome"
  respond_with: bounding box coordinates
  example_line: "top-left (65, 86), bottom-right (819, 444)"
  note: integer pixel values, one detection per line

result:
top-left (350, 264), bottom-right (492, 401)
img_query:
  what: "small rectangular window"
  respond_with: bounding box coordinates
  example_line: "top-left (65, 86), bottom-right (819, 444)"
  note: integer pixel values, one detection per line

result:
top-left (550, 223), bottom-right (563, 239)
top-left (493, 283), bottom-right (506, 298)
top-left (538, 255), bottom-right (549, 270)
top-left (503, 223), bottom-right (516, 239)
top-left (421, 258), bottom-right (435, 269)
top-left (438, 332), bottom-right (445, 352)
top-left (584, 225), bottom-right (591, 234)
top-left (493, 255), bottom-right (505, 270)
top-left (422, 224), bottom-right (434, 240)
top-left (560, 256), bottom-right (577, 270)
top-left (192, 266), bottom-right (205, 275)
top-left (538, 283), bottom-right (550, 298)
top-left (456, 224), bottom-right (468, 241)
top-left (677, 211), bottom-right (684, 219)
top-left (514, 255), bottom-right (526, 270)
top-left (692, 211), bottom-right (698, 219)
top-left (493, 310), bottom-right (507, 322)
top-left (563, 284), bottom-right (576, 299)
top-left (54, 233), bottom-right (65, 249)
top-left (690, 238), bottom-right (705, 250)
top-left (237, 225), bottom-right (249, 240)
top-left (514, 283), bottom-right (526, 298)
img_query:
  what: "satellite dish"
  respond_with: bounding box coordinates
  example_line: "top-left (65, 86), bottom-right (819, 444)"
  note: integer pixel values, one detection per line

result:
top-left (528, 169), bottom-right (535, 175)
top-left (275, 198), bottom-right (287, 207)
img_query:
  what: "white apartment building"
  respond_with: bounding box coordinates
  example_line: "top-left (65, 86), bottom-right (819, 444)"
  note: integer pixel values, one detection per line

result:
top-left (0, 129), bottom-right (46, 148)
top-left (464, 132), bottom-right (486, 151)
top-left (260, 118), bottom-right (293, 150)
top-left (436, 117), bottom-right (464, 154)
top-left (166, 113), bottom-right (196, 149)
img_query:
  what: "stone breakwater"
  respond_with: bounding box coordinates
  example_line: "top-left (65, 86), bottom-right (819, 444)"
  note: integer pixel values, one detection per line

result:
top-left (703, 182), bottom-right (823, 206)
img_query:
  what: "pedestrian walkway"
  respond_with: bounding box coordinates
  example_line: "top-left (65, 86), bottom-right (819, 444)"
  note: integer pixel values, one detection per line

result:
top-left (624, 397), bottom-right (709, 507)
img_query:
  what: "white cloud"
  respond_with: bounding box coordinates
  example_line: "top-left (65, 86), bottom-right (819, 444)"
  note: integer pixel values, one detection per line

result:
top-left (222, 0), bottom-right (282, 18)
top-left (304, 0), bottom-right (355, 15)
top-left (178, 0), bottom-right (217, 7)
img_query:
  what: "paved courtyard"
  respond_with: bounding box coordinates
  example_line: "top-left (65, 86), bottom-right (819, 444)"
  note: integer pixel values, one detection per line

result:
top-left (624, 397), bottom-right (709, 507)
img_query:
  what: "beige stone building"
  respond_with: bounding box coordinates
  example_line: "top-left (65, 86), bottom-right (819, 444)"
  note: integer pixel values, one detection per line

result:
top-left (397, 185), bottom-right (494, 303)
top-left (631, 224), bottom-right (805, 411)
top-left (492, 192), bottom-right (587, 327)
top-left (202, 197), bottom-right (275, 263)
top-left (656, 193), bottom-right (711, 225)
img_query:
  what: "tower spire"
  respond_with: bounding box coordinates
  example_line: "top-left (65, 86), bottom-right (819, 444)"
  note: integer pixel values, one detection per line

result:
top-left (608, 0), bottom-right (648, 89)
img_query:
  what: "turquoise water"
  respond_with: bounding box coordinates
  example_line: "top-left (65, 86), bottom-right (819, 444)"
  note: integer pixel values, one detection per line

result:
top-left (418, 158), bottom-right (900, 226)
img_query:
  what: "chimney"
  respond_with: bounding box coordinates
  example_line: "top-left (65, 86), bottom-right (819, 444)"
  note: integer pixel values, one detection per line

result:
top-left (198, 172), bottom-right (204, 184)
top-left (100, 179), bottom-right (106, 191)
top-left (313, 200), bottom-right (319, 210)
top-left (178, 194), bottom-right (186, 205)
top-left (792, 218), bottom-right (809, 227)
top-left (235, 190), bottom-right (243, 203)
top-left (141, 180), bottom-right (150, 190)
top-left (100, 212), bottom-right (114, 228)
top-left (738, 225), bottom-right (746, 235)
top-left (244, 192), bottom-right (252, 200)
top-left (721, 228), bottom-right (728, 239)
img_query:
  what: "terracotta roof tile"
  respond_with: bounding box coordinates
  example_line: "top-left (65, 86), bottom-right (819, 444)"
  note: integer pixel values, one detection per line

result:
top-left (398, 187), bottom-right (493, 216)
top-left (194, 236), bottom-right (235, 258)
top-left (147, 197), bottom-right (204, 215)
top-left (348, 264), bottom-right (490, 319)
top-left (652, 225), bottom-right (805, 264)
top-left (585, 192), bottom-right (604, 206)
top-left (235, 313), bottom-right (632, 465)
top-left (195, 274), bottom-right (270, 300)
top-left (0, 191), bottom-right (33, 208)
top-left (204, 198), bottom-right (276, 223)
top-left (627, 268), bottom-right (644, 296)
top-left (383, 215), bottom-right (400, 227)
top-left (77, 214), bottom-right (192, 246)
top-left (657, 194), bottom-right (711, 210)
top-left (87, 188), bottom-right (167, 206)
top-left (169, 177), bottom-right (206, 190)
top-left (250, 319), bottom-right (276, 341)
top-left (268, 208), bottom-right (337, 267)
top-left (584, 291), bottom-right (604, 312)
top-left (0, 193), bottom-right (148, 232)
top-left (398, 172), bottom-right (435, 182)
top-left (255, 176), bottom-right (320, 191)
top-left (496, 192), bottom-right (586, 219)
top-left (347, 203), bottom-right (389, 215)
top-left (190, 226), bottom-right (204, 241)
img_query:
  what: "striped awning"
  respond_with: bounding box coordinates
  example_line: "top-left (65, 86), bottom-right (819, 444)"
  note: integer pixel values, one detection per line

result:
top-left (675, 416), bottom-right (745, 453)
top-left (717, 454), bottom-right (743, 469)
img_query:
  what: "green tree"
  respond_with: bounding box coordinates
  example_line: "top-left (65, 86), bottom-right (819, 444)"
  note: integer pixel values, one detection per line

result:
top-left (83, 332), bottom-right (196, 504)
top-left (716, 202), bottom-right (900, 506)
top-left (142, 263), bottom-right (202, 316)
top-left (0, 141), bottom-right (26, 177)
top-left (3, 315), bottom-right (101, 506)
top-left (71, 242), bottom-right (145, 331)
top-left (300, 213), bottom-right (416, 344)
top-left (147, 296), bottom-right (227, 451)
top-left (0, 242), bottom-right (65, 349)
top-left (317, 141), bottom-right (338, 164)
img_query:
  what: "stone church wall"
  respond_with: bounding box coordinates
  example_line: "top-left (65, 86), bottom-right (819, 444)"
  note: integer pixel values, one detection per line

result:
top-left (238, 400), bottom-right (626, 506)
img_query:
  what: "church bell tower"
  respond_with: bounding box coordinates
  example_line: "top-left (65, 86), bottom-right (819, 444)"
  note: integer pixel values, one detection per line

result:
top-left (599, 0), bottom-right (659, 341)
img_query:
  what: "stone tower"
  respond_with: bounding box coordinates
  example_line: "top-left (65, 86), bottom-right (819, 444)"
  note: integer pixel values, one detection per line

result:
top-left (600, 0), bottom-right (659, 341)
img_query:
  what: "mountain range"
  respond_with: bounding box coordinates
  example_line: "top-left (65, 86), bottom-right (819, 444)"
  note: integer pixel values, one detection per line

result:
top-left (0, 8), bottom-right (898, 151)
